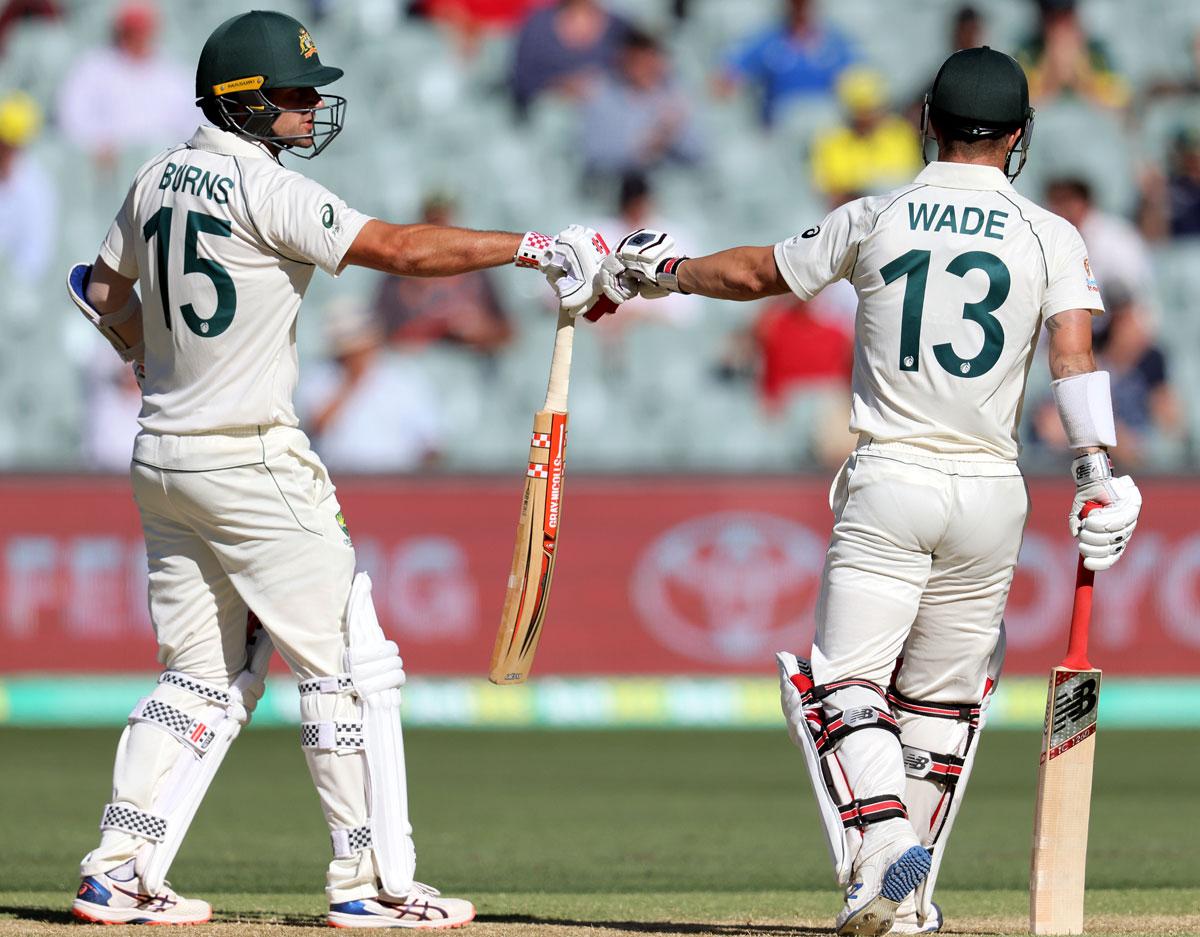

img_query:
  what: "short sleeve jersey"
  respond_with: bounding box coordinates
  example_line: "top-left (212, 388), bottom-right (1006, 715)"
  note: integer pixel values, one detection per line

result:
top-left (774, 161), bottom-right (1104, 461)
top-left (100, 125), bottom-right (373, 435)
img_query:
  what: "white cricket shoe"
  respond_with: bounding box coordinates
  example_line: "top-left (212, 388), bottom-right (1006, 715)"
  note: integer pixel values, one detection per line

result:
top-left (329, 882), bottom-right (475, 929)
top-left (890, 897), bottom-right (942, 934)
top-left (836, 840), bottom-right (933, 937)
top-left (71, 859), bottom-right (211, 925)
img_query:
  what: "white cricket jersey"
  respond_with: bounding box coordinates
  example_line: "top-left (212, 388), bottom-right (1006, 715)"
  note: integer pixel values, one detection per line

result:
top-left (100, 125), bottom-right (372, 436)
top-left (774, 161), bottom-right (1104, 462)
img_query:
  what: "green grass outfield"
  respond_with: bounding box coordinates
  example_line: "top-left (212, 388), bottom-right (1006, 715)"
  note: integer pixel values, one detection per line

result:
top-left (2, 728), bottom-right (1197, 936)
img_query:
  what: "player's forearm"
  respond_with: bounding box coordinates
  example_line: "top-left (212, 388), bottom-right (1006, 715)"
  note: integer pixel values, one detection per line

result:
top-left (345, 220), bottom-right (522, 277)
top-left (1046, 309), bottom-right (1108, 455)
top-left (675, 246), bottom-right (791, 301)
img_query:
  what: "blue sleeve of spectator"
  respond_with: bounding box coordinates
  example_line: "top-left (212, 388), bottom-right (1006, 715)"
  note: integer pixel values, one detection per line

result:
top-left (724, 30), bottom-right (770, 80)
top-left (1139, 348), bottom-right (1168, 387)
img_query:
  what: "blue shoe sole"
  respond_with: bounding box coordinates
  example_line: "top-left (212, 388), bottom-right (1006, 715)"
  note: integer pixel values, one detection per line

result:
top-left (881, 846), bottom-right (933, 903)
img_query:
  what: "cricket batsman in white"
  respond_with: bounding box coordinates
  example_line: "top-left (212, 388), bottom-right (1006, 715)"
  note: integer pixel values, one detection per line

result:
top-left (596, 48), bottom-right (1142, 936)
top-left (67, 9), bottom-right (609, 928)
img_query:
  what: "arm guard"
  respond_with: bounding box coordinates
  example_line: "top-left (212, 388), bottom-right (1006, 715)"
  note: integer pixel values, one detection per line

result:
top-left (67, 263), bottom-right (145, 365)
top-left (1051, 370), bottom-right (1117, 449)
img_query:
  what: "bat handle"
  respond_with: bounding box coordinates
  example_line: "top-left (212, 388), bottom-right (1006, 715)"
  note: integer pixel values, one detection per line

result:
top-left (1063, 500), bottom-right (1102, 671)
top-left (584, 296), bottom-right (617, 322)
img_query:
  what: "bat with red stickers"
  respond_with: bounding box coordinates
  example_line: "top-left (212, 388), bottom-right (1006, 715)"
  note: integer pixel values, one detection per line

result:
top-left (489, 304), bottom-right (598, 685)
top-left (1029, 501), bottom-right (1104, 934)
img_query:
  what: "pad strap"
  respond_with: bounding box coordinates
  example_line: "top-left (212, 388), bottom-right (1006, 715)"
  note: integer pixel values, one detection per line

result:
top-left (902, 745), bottom-right (966, 786)
top-left (814, 705), bottom-right (901, 755)
top-left (300, 720), bottom-right (365, 750)
top-left (131, 698), bottom-right (217, 754)
top-left (839, 795), bottom-right (908, 830)
top-left (887, 688), bottom-right (981, 725)
top-left (297, 675), bottom-right (354, 696)
top-left (797, 675), bottom-right (889, 706)
top-left (330, 824), bottom-right (373, 859)
top-left (101, 802), bottom-right (167, 843)
top-left (159, 671), bottom-right (232, 706)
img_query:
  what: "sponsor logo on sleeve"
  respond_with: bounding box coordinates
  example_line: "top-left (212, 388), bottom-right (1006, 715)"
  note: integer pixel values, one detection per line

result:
top-left (1084, 257), bottom-right (1100, 293)
top-left (321, 203), bottom-right (334, 229)
top-left (802, 225), bottom-right (821, 239)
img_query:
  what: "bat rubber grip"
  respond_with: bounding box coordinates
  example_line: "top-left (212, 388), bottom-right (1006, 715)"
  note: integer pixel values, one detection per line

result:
top-left (584, 296), bottom-right (617, 322)
top-left (1063, 500), bottom-right (1102, 671)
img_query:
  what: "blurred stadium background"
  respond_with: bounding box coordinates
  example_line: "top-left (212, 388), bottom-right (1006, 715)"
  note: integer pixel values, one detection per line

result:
top-left (1, 0), bottom-right (1198, 733)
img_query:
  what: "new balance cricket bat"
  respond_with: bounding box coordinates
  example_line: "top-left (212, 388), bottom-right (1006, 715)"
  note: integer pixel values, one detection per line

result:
top-left (1030, 502), bottom-right (1104, 935)
top-left (489, 302), bottom-right (604, 685)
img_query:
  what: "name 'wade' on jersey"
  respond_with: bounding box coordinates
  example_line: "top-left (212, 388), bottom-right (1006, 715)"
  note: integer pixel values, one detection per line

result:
top-left (774, 160), bottom-right (1103, 462)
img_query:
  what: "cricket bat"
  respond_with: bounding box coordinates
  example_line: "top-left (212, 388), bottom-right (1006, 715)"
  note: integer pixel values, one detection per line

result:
top-left (1029, 501), bottom-right (1104, 935)
top-left (489, 301), bottom-right (606, 685)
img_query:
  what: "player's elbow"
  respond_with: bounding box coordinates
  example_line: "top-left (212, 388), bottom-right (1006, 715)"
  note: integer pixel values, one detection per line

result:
top-left (719, 248), bottom-right (787, 299)
top-left (346, 221), bottom-right (440, 277)
top-left (384, 227), bottom-right (441, 277)
top-left (729, 263), bottom-right (780, 298)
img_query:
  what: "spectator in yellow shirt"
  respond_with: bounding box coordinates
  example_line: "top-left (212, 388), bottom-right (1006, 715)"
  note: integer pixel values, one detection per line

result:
top-left (810, 67), bottom-right (922, 202)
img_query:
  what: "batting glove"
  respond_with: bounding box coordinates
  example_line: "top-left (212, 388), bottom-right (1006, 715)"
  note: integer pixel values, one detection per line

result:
top-left (1069, 452), bottom-right (1141, 571)
top-left (67, 262), bottom-right (145, 388)
top-left (610, 228), bottom-right (689, 297)
top-left (542, 224), bottom-right (615, 319)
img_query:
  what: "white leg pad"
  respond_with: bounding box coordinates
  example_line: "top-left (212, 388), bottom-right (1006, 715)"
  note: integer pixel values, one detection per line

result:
top-left (300, 573), bottom-right (414, 899)
top-left (777, 652), bottom-right (910, 887)
top-left (894, 626), bottom-right (1006, 925)
top-left (87, 629), bottom-right (273, 893)
top-left (347, 572), bottom-right (414, 897)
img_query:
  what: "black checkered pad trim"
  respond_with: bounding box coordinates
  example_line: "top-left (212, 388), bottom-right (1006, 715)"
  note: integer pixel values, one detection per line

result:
top-left (159, 671), bottom-right (230, 705)
top-left (300, 721), bottom-right (365, 750)
top-left (297, 675), bottom-right (354, 695)
top-left (136, 699), bottom-right (215, 752)
top-left (101, 803), bottom-right (167, 842)
top-left (346, 824), bottom-right (372, 852)
top-left (141, 699), bottom-right (194, 737)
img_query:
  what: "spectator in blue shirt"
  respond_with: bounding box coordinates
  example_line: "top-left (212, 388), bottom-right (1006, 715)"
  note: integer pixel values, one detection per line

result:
top-left (509, 0), bottom-right (628, 117)
top-left (716, 0), bottom-right (857, 126)
top-left (579, 29), bottom-right (704, 179)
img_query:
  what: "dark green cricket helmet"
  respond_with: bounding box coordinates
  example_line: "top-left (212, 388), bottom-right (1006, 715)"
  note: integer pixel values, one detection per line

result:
top-left (196, 10), bottom-right (345, 158)
top-left (920, 46), bottom-right (1035, 181)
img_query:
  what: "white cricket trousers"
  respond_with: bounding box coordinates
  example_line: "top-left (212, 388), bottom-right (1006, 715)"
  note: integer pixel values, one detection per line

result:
top-left (812, 440), bottom-right (1028, 699)
top-left (82, 425), bottom-right (381, 902)
top-left (801, 440), bottom-right (1028, 873)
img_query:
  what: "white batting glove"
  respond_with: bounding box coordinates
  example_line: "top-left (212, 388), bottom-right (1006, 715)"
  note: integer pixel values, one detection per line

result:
top-left (611, 228), bottom-right (690, 296)
top-left (597, 254), bottom-right (643, 306)
top-left (1069, 452), bottom-right (1142, 571)
top-left (542, 224), bottom-right (613, 318)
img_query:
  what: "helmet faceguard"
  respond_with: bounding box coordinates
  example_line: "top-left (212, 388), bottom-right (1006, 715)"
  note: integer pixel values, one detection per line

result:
top-left (206, 84), bottom-right (345, 159)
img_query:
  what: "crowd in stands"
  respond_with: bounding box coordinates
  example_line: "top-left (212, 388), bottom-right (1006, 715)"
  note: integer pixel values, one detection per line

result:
top-left (0, 0), bottom-right (1196, 472)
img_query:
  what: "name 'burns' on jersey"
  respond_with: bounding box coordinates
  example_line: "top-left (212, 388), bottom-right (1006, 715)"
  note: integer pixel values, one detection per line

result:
top-left (100, 125), bottom-right (373, 435)
top-left (774, 161), bottom-right (1103, 462)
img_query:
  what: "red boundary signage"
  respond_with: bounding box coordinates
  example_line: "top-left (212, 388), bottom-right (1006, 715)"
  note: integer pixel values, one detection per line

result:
top-left (1, 476), bottom-right (1197, 676)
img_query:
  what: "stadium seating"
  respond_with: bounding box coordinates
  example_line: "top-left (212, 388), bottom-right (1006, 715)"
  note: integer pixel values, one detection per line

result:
top-left (0, 0), bottom-right (1194, 472)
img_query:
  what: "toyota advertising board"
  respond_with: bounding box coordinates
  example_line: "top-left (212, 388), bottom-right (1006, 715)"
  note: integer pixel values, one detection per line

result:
top-left (2, 476), bottom-right (1197, 676)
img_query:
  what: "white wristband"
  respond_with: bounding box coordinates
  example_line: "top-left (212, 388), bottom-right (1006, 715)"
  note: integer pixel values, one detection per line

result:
top-left (1051, 370), bottom-right (1117, 449)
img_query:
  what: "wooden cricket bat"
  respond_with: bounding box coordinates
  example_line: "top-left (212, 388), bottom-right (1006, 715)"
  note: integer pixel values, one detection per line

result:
top-left (1030, 502), bottom-right (1104, 935)
top-left (489, 304), bottom-right (593, 685)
